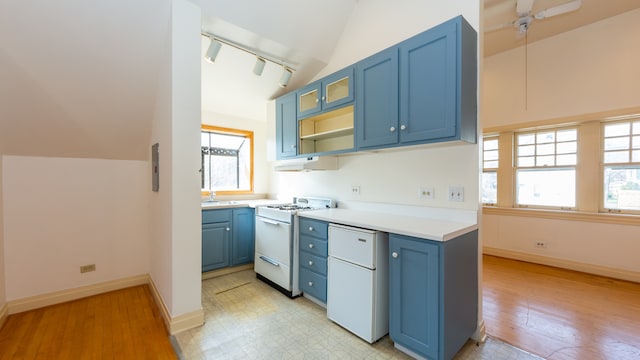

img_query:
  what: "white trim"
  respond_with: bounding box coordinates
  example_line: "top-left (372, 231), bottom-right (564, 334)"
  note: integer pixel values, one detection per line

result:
top-left (484, 247), bottom-right (640, 283)
top-left (472, 319), bottom-right (486, 343)
top-left (147, 275), bottom-right (204, 335)
top-left (0, 302), bottom-right (8, 330)
top-left (7, 274), bottom-right (148, 315)
top-left (168, 309), bottom-right (205, 335)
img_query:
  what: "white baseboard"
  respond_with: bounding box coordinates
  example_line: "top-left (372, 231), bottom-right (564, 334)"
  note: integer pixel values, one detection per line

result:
top-left (147, 276), bottom-right (204, 335)
top-left (484, 247), bottom-right (640, 283)
top-left (7, 274), bottom-right (148, 315)
top-left (472, 319), bottom-right (486, 343)
top-left (0, 302), bottom-right (8, 330)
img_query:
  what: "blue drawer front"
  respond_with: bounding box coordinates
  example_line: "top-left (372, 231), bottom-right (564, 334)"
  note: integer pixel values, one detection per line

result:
top-left (299, 251), bottom-right (327, 276)
top-left (202, 209), bottom-right (231, 223)
top-left (299, 218), bottom-right (328, 239)
top-left (300, 234), bottom-right (328, 257)
top-left (299, 268), bottom-right (327, 302)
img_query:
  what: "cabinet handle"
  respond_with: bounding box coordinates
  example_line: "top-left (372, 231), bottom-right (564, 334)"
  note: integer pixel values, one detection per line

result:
top-left (308, 260), bottom-right (313, 266)
top-left (226, 227), bottom-right (230, 231)
top-left (392, 252), bottom-right (398, 258)
top-left (315, 98), bottom-right (319, 103)
top-left (308, 281), bottom-right (313, 287)
top-left (291, 144), bottom-right (296, 149)
top-left (308, 226), bottom-right (314, 232)
top-left (389, 126), bottom-right (396, 132)
top-left (400, 124), bottom-right (407, 130)
top-left (308, 243), bottom-right (314, 249)
top-left (322, 96), bottom-right (325, 102)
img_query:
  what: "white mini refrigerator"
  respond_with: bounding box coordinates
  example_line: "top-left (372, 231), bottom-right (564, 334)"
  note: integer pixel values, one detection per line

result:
top-left (327, 224), bottom-right (389, 343)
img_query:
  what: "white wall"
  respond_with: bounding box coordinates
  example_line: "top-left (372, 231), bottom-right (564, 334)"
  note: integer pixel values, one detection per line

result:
top-left (2, 156), bottom-right (149, 300)
top-left (202, 110), bottom-right (270, 196)
top-left (149, 0), bottom-right (202, 321)
top-left (482, 9), bottom-right (640, 279)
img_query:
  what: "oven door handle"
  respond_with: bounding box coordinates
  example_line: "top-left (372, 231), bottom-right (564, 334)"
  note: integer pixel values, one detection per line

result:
top-left (259, 255), bottom-right (280, 267)
top-left (258, 218), bottom-right (280, 226)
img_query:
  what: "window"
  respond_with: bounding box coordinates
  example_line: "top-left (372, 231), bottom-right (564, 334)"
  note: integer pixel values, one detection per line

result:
top-left (201, 125), bottom-right (253, 194)
top-left (482, 136), bottom-right (498, 204)
top-left (515, 128), bottom-right (577, 209)
top-left (603, 120), bottom-right (640, 212)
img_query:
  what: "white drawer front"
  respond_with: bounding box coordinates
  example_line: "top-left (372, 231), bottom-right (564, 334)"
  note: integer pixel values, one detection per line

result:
top-left (329, 224), bottom-right (377, 268)
top-left (254, 251), bottom-right (291, 291)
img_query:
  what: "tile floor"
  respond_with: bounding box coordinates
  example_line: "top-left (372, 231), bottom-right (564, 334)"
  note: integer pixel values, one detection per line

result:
top-left (172, 270), bottom-right (541, 360)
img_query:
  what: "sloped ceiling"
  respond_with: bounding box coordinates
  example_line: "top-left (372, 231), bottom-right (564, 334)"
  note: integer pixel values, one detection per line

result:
top-left (0, 0), bottom-right (170, 160)
top-left (0, 0), bottom-right (356, 160)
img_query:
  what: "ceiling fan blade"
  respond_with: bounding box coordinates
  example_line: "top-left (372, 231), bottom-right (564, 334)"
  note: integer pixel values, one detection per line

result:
top-left (516, 0), bottom-right (535, 16)
top-left (534, 0), bottom-right (582, 20)
top-left (485, 20), bottom-right (516, 33)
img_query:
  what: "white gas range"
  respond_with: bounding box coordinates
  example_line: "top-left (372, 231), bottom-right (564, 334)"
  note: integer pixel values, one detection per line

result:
top-left (254, 197), bottom-right (336, 297)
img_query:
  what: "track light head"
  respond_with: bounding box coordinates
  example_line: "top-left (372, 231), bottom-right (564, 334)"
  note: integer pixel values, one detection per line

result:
top-left (253, 57), bottom-right (266, 76)
top-left (278, 67), bottom-right (293, 88)
top-left (204, 39), bottom-right (222, 63)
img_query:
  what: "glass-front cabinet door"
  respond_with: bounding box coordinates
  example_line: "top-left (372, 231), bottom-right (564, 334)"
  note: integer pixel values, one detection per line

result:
top-left (322, 67), bottom-right (354, 112)
top-left (298, 84), bottom-right (321, 118)
top-left (297, 66), bottom-right (354, 120)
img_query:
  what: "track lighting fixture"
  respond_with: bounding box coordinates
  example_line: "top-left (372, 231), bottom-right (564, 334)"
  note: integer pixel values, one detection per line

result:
top-left (278, 67), bottom-right (293, 88)
top-left (204, 38), bottom-right (222, 63)
top-left (202, 32), bottom-right (295, 86)
top-left (253, 57), bottom-right (266, 76)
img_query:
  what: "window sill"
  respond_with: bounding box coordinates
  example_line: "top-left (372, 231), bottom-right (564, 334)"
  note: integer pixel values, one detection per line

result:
top-left (482, 206), bottom-right (640, 226)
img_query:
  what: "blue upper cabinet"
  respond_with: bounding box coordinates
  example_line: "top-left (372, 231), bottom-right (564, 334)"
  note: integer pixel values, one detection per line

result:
top-left (355, 47), bottom-right (399, 149)
top-left (275, 92), bottom-right (298, 159)
top-left (357, 15), bottom-right (477, 151)
top-left (398, 15), bottom-right (477, 145)
top-left (297, 67), bottom-right (355, 119)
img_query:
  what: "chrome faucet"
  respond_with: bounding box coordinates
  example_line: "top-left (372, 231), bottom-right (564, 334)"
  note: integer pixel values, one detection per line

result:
top-left (209, 191), bottom-right (216, 201)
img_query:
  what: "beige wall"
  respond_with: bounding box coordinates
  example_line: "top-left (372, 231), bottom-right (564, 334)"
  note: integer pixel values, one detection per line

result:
top-left (2, 156), bottom-right (150, 300)
top-left (481, 9), bottom-right (640, 280)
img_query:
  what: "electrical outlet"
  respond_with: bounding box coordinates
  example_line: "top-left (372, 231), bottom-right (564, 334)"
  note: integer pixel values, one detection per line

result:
top-left (448, 186), bottom-right (464, 202)
top-left (534, 241), bottom-right (547, 249)
top-left (351, 185), bottom-right (361, 195)
top-left (419, 187), bottom-right (435, 199)
top-left (80, 264), bottom-right (96, 273)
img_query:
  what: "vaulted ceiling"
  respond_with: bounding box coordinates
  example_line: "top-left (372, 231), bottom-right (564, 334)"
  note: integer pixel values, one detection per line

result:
top-left (1, 0), bottom-right (638, 161)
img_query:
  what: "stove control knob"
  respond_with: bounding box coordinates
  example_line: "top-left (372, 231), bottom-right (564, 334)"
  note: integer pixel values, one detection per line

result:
top-left (308, 261), bottom-right (313, 266)
top-left (392, 252), bottom-right (398, 258)
top-left (308, 243), bottom-right (314, 249)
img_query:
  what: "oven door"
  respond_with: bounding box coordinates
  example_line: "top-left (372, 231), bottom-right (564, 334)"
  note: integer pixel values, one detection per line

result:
top-left (254, 215), bottom-right (292, 290)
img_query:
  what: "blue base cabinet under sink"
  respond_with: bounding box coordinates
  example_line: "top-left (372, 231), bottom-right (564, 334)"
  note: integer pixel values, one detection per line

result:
top-left (389, 230), bottom-right (478, 360)
top-left (202, 207), bottom-right (255, 272)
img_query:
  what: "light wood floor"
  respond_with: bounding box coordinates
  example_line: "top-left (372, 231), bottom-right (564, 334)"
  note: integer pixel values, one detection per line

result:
top-left (1, 258), bottom-right (639, 359)
top-left (483, 255), bottom-right (640, 360)
top-left (0, 285), bottom-right (176, 360)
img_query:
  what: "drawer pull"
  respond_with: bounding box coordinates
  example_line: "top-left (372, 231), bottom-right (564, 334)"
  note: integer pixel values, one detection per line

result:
top-left (308, 281), bottom-right (313, 287)
top-left (392, 252), bottom-right (398, 259)
top-left (308, 260), bottom-right (313, 266)
top-left (308, 226), bottom-right (314, 232)
top-left (308, 243), bottom-right (314, 249)
top-left (358, 238), bottom-right (366, 242)
top-left (259, 255), bottom-right (280, 267)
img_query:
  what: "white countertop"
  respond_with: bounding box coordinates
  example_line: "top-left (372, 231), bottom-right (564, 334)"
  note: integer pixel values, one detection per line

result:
top-left (298, 208), bottom-right (477, 242)
top-left (201, 199), bottom-right (284, 210)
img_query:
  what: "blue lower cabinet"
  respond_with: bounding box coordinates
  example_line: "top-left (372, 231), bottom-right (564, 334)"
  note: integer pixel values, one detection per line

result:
top-left (202, 208), bottom-right (255, 272)
top-left (231, 207), bottom-right (255, 266)
top-left (202, 221), bottom-right (231, 272)
top-left (298, 218), bottom-right (329, 303)
top-left (389, 230), bottom-right (478, 360)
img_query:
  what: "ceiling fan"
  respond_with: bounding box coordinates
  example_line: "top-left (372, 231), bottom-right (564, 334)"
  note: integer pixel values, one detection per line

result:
top-left (487, 0), bottom-right (583, 34)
